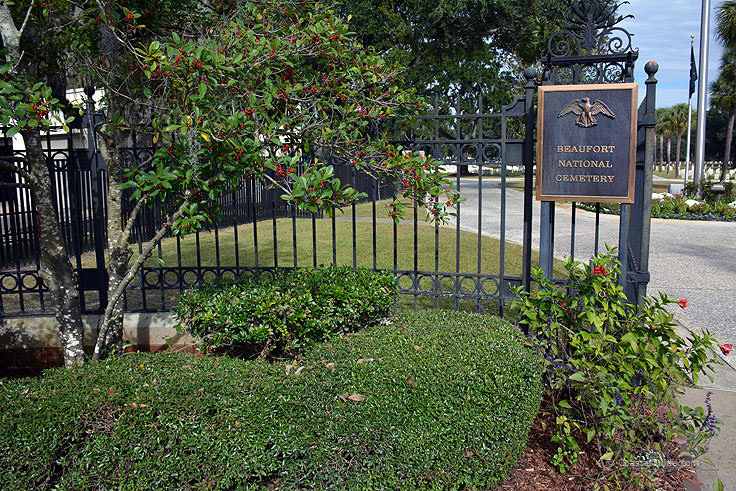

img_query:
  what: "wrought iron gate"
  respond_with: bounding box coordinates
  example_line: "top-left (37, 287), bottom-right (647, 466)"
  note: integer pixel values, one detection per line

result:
top-left (536, 0), bottom-right (657, 308)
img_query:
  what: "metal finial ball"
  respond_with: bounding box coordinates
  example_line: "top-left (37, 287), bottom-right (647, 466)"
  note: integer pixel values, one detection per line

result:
top-left (84, 86), bottom-right (96, 97)
top-left (524, 67), bottom-right (537, 80)
top-left (645, 61), bottom-right (659, 75)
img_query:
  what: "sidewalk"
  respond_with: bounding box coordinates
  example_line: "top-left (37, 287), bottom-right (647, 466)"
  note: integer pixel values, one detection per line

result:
top-left (679, 358), bottom-right (736, 491)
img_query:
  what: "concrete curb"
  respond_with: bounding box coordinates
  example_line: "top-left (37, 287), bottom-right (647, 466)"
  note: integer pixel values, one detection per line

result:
top-left (0, 313), bottom-right (196, 374)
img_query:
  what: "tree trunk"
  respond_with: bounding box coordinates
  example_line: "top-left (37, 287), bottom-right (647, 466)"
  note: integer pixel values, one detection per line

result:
top-left (22, 129), bottom-right (85, 366)
top-left (722, 108), bottom-right (735, 183)
top-left (92, 197), bottom-right (193, 361)
top-left (675, 131), bottom-right (683, 179)
top-left (92, 18), bottom-right (134, 359)
top-left (666, 136), bottom-right (672, 174)
top-left (659, 133), bottom-right (664, 171)
top-left (97, 122), bottom-right (131, 358)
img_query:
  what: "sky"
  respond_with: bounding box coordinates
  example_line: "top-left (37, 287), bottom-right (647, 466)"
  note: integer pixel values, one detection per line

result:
top-left (618, 0), bottom-right (724, 109)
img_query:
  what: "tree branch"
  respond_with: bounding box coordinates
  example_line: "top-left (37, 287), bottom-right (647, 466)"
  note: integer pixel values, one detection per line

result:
top-left (18, 0), bottom-right (35, 38)
top-left (0, 158), bottom-right (34, 183)
top-left (262, 172), bottom-right (291, 195)
top-left (114, 195), bottom-right (146, 249)
top-left (94, 177), bottom-right (220, 359)
top-left (0, 181), bottom-right (31, 189)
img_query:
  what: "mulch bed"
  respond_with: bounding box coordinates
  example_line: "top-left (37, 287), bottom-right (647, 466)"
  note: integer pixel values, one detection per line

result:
top-left (498, 413), bottom-right (702, 490)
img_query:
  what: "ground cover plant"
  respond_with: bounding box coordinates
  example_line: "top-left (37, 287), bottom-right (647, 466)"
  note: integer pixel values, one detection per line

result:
top-left (512, 248), bottom-right (724, 489)
top-left (0, 310), bottom-right (542, 491)
top-left (175, 266), bottom-right (397, 356)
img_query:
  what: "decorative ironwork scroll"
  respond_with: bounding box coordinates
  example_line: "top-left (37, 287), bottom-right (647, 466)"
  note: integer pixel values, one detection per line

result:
top-left (542, 0), bottom-right (638, 85)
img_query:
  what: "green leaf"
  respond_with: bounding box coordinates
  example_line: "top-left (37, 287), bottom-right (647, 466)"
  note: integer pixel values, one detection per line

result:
top-left (600, 451), bottom-right (614, 461)
top-left (568, 372), bottom-right (585, 382)
top-left (586, 428), bottom-right (595, 443)
top-left (713, 478), bottom-right (724, 491)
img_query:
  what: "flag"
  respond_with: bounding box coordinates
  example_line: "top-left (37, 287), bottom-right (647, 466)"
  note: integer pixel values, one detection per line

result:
top-left (689, 45), bottom-right (698, 99)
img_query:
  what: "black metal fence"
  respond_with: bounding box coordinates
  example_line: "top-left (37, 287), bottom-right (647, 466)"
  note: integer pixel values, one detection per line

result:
top-left (0, 0), bottom-right (656, 318)
top-left (0, 90), bottom-right (534, 316)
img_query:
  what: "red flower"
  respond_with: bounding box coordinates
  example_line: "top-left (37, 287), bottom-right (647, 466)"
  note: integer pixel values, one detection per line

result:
top-left (720, 344), bottom-right (733, 356)
top-left (592, 266), bottom-right (607, 276)
top-left (678, 299), bottom-right (688, 309)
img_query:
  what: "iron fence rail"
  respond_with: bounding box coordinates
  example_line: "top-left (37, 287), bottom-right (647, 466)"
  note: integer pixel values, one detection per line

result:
top-left (0, 92), bottom-right (536, 316)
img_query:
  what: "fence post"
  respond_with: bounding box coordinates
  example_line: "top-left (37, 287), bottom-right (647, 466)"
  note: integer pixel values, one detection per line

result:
top-left (624, 61), bottom-right (658, 305)
top-left (521, 67), bottom-right (537, 294)
top-left (84, 86), bottom-right (109, 311)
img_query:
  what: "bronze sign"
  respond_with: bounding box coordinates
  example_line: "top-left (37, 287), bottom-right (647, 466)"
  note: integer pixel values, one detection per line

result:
top-left (536, 83), bottom-right (638, 203)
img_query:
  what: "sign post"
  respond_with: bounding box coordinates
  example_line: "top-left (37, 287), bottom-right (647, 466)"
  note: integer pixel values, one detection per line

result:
top-left (536, 83), bottom-right (638, 203)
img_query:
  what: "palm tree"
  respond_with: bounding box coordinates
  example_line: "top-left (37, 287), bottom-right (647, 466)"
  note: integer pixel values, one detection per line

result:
top-left (711, 75), bottom-right (736, 182)
top-left (656, 107), bottom-right (672, 172)
top-left (657, 108), bottom-right (677, 174)
top-left (716, 0), bottom-right (736, 47)
top-left (715, 2), bottom-right (736, 181)
top-left (670, 103), bottom-right (689, 178)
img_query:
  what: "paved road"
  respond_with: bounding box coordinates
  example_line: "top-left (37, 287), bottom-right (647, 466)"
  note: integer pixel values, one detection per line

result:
top-left (449, 177), bottom-right (736, 390)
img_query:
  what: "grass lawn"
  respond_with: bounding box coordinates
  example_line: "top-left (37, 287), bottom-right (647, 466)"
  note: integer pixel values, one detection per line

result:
top-left (109, 213), bottom-right (565, 314)
top-left (505, 181), bottom-right (532, 194)
top-left (143, 216), bottom-right (561, 274)
top-left (6, 203), bottom-right (565, 315)
top-left (653, 169), bottom-right (684, 180)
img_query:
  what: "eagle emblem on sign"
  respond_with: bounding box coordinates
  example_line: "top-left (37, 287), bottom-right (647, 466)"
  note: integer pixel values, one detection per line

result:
top-left (557, 97), bottom-right (615, 128)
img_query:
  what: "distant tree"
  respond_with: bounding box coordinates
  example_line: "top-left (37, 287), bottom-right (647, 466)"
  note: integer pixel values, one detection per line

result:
top-left (655, 107), bottom-right (670, 169)
top-left (716, 0), bottom-right (736, 48)
top-left (337, 0), bottom-right (568, 106)
top-left (670, 103), bottom-right (689, 177)
top-left (705, 105), bottom-right (730, 162)
top-left (654, 108), bottom-right (664, 170)
top-left (710, 72), bottom-right (736, 181)
top-left (714, 5), bottom-right (736, 181)
top-left (657, 107), bottom-right (676, 172)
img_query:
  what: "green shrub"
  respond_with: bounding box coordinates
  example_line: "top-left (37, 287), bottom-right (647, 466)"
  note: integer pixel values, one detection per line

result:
top-left (174, 266), bottom-right (397, 356)
top-left (512, 247), bottom-right (723, 487)
top-left (0, 310), bottom-right (542, 491)
top-left (685, 178), bottom-right (734, 202)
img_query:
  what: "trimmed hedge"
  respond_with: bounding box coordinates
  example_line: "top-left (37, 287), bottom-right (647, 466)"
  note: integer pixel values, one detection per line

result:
top-left (0, 310), bottom-right (542, 490)
top-left (175, 266), bottom-right (397, 355)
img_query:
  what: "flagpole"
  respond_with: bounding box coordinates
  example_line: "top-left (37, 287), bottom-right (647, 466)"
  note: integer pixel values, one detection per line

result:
top-left (686, 35), bottom-right (695, 184)
top-left (694, 0), bottom-right (711, 191)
